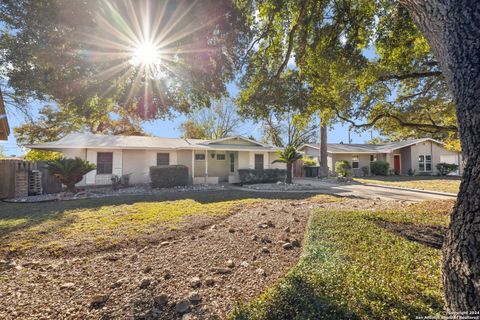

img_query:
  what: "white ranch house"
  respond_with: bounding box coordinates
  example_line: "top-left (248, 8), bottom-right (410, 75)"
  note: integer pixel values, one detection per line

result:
top-left (26, 133), bottom-right (285, 186)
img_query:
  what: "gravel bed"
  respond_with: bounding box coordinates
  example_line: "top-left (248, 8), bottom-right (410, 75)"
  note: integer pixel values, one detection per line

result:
top-left (242, 182), bottom-right (323, 191)
top-left (0, 195), bottom-right (406, 319)
top-left (3, 184), bottom-right (225, 203)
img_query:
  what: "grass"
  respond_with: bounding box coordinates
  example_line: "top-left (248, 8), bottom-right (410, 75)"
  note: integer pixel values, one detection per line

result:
top-left (0, 191), bottom-right (327, 256)
top-left (230, 200), bottom-right (453, 320)
top-left (354, 175), bottom-right (461, 194)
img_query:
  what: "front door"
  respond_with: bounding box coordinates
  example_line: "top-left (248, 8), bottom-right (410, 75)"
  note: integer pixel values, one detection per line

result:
top-left (393, 154), bottom-right (401, 174)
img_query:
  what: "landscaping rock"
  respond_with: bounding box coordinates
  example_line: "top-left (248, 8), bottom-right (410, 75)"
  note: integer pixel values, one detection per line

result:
top-left (228, 227), bottom-right (235, 233)
top-left (261, 247), bottom-right (270, 254)
top-left (160, 241), bottom-right (170, 247)
top-left (143, 266), bottom-right (152, 273)
top-left (283, 226), bottom-right (290, 233)
top-left (188, 291), bottom-right (202, 304)
top-left (267, 220), bottom-right (275, 228)
top-left (110, 278), bottom-right (124, 289)
top-left (140, 278), bottom-right (151, 289)
top-left (256, 268), bottom-right (267, 277)
top-left (205, 277), bottom-right (215, 286)
top-left (210, 224), bottom-right (218, 230)
top-left (226, 259), bottom-right (235, 268)
top-left (291, 239), bottom-right (301, 247)
top-left (175, 299), bottom-right (191, 314)
top-left (189, 277), bottom-right (201, 288)
top-left (90, 294), bottom-right (109, 308)
top-left (261, 236), bottom-right (272, 243)
top-left (240, 261), bottom-right (250, 268)
top-left (251, 234), bottom-right (259, 241)
top-left (153, 294), bottom-right (168, 307)
top-left (282, 242), bottom-right (294, 250)
top-left (213, 267), bottom-right (232, 275)
top-left (60, 282), bottom-right (75, 290)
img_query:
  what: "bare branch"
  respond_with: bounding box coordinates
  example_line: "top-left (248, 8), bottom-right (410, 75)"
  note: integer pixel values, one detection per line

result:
top-left (378, 70), bottom-right (442, 81)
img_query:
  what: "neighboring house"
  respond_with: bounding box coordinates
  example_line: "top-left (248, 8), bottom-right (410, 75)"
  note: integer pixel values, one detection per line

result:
top-left (0, 89), bottom-right (10, 140)
top-left (299, 138), bottom-right (462, 176)
top-left (25, 133), bottom-right (285, 185)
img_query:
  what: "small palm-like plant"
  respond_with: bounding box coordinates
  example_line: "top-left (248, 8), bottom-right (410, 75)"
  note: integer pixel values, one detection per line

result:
top-left (46, 157), bottom-right (96, 193)
top-left (272, 145), bottom-right (302, 184)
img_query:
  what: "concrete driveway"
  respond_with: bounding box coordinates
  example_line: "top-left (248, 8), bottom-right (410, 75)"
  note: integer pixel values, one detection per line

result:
top-left (293, 178), bottom-right (457, 202)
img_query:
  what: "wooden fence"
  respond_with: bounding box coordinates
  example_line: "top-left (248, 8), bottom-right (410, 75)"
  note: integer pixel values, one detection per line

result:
top-left (0, 159), bottom-right (61, 199)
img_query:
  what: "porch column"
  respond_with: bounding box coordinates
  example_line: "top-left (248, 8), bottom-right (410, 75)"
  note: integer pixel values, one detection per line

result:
top-left (192, 150), bottom-right (195, 183)
top-left (205, 150), bottom-right (208, 183)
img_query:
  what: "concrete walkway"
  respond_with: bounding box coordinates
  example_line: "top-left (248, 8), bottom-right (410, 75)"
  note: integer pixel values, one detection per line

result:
top-left (293, 178), bottom-right (456, 201)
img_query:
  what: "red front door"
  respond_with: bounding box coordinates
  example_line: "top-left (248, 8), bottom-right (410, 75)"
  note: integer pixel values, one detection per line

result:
top-left (393, 155), bottom-right (401, 173)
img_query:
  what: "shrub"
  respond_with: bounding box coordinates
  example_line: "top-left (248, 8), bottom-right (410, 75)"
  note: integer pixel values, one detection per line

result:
top-left (302, 156), bottom-right (317, 167)
top-left (238, 169), bottom-right (287, 184)
top-left (150, 165), bottom-right (189, 188)
top-left (46, 157), bottom-right (96, 193)
top-left (436, 162), bottom-right (459, 176)
top-left (335, 160), bottom-right (351, 177)
top-left (361, 166), bottom-right (369, 176)
top-left (408, 168), bottom-right (416, 176)
top-left (111, 173), bottom-right (131, 191)
top-left (370, 160), bottom-right (389, 176)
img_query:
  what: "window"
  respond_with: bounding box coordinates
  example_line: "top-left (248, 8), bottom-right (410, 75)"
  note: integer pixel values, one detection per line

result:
top-left (419, 155), bottom-right (432, 172)
top-left (229, 153), bottom-right (235, 173)
top-left (157, 153), bottom-right (170, 166)
top-left (216, 154), bottom-right (226, 160)
top-left (370, 155), bottom-right (377, 162)
top-left (254, 154), bottom-right (264, 170)
top-left (352, 156), bottom-right (359, 169)
top-left (195, 153), bottom-right (205, 161)
top-left (97, 152), bottom-right (113, 174)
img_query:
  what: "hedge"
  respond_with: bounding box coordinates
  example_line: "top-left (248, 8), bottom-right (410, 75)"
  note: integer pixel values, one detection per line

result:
top-left (150, 165), bottom-right (189, 188)
top-left (370, 160), bottom-right (390, 176)
top-left (238, 169), bottom-right (287, 184)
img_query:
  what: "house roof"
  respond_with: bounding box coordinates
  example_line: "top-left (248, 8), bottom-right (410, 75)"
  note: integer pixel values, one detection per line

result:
top-left (24, 133), bottom-right (282, 152)
top-left (0, 88), bottom-right (10, 140)
top-left (301, 138), bottom-right (447, 154)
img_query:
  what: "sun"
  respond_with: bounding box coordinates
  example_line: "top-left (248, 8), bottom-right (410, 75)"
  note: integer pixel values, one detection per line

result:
top-left (130, 41), bottom-right (162, 68)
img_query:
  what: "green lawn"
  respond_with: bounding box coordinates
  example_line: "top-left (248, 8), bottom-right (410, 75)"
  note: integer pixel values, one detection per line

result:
top-left (231, 200), bottom-right (453, 320)
top-left (354, 176), bottom-right (461, 194)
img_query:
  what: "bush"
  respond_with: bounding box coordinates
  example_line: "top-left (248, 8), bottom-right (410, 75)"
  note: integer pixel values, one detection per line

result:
top-left (370, 160), bottom-right (389, 175)
top-left (238, 169), bottom-right (287, 184)
top-left (436, 162), bottom-right (459, 176)
top-left (302, 156), bottom-right (317, 166)
top-left (408, 168), bottom-right (416, 176)
top-left (150, 165), bottom-right (189, 188)
top-left (361, 166), bottom-right (369, 176)
top-left (335, 160), bottom-right (351, 177)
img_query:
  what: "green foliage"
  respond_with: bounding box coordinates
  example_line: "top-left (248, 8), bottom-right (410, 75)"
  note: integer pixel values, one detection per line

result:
top-left (230, 201), bottom-right (452, 319)
top-left (46, 157), bottom-right (96, 193)
top-left (361, 166), bottom-right (369, 176)
top-left (370, 160), bottom-right (390, 176)
top-left (335, 160), bottom-right (351, 177)
top-left (436, 163), bottom-right (459, 176)
top-left (273, 146), bottom-right (302, 165)
top-left (302, 156), bottom-right (317, 167)
top-left (149, 165), bottom-right (189, 188)
top-left (24, 150), bottom-right (62, 161)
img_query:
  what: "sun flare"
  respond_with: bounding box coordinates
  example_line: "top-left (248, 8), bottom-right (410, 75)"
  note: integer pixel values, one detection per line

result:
top-left (130, 41), bottom-right (161, 67)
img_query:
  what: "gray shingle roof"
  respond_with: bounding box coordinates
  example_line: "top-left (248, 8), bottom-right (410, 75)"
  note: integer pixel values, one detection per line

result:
top-left (25, 133), bottom-right (281, 152)
top-left (303, 138), bottom-right (442, 154)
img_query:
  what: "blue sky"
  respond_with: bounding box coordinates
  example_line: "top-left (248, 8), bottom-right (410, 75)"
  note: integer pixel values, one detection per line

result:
top-left (1, 82), bottom-right (378, 157)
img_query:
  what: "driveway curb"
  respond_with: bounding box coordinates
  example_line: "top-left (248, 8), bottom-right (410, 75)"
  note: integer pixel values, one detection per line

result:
top-left (359, 183), bottom-right (457, 198)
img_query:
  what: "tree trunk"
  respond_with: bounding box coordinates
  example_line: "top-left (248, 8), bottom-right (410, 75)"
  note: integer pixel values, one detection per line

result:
top-left (286, 162), bottom-right (293, 184)
top-left (400, 0), bottom-right (480, 311)
top-left (318, 124), bottom-right (329, 178)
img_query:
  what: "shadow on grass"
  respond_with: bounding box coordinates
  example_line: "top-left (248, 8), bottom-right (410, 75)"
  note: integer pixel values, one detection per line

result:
top-left (375, 218), bottom-right (446, 249)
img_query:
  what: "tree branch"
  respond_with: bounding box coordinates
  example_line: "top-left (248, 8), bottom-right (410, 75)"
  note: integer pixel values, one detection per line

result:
top-left (275, 0), bottom-right (309, 78)
top-left (379, 70), bottom-right (442, 81)
top-left (334, 109), bottom-right (458, 132)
